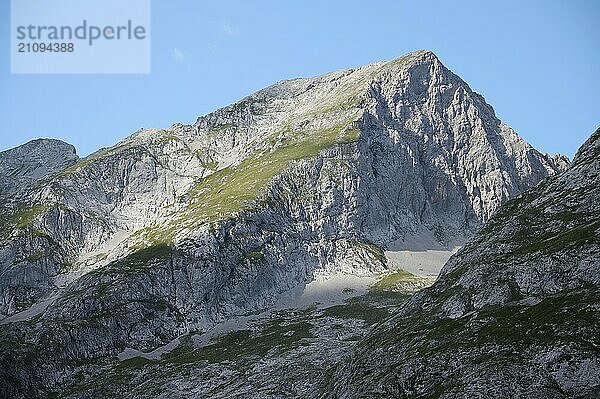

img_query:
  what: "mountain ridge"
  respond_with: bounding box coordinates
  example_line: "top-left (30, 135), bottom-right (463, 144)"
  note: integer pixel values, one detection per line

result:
top-left (0, 49), bottom-right (568, 321)
top-left (0, 50), bottom-right (573, 398)
top-left (317, 127), bottom-right (600, 398)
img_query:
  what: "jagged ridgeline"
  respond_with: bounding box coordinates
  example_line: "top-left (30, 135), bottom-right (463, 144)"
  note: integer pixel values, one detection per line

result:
top-left (0, 50), bottom-right (570, 398)
top-left (317, 128), bottom-right (600, 398)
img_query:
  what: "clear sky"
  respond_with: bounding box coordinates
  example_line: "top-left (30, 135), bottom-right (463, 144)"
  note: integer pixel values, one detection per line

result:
top-left (0, 0), bottom-right (598, 158)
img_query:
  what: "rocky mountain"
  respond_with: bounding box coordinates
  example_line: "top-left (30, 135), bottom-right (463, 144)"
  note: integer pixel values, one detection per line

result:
top-left (318, 128), bottom-right (600, 398)
top-left (0, 139), bottom-right (78, 200)
top-left (0, 50), bottom-right (569, 398)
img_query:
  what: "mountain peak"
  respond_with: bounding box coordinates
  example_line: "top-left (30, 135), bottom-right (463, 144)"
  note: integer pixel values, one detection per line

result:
top-left (391, 49), bottom-right (439, 62)
top-left (1, 138), bottom-right (76, 156)
top-left (572, 126), bottom-right (600, 165)
top-left (0, 138), bottom-right (79, 198)
top-left (325, 125), bottom-right (600, 398)
top-left (0, 49), bottom-right (581, 398)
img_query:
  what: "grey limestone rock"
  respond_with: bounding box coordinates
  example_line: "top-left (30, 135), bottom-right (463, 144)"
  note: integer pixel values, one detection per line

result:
top-left (319, 128), bottom-right (600, 398)
top-left (0, 50), bottom-right (572, 398)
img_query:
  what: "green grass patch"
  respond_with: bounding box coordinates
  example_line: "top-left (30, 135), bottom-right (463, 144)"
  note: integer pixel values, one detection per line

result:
top-left (511, 219), bottom-right (599, 255)
top-left (245, 250), bottom-right (264, 262)
top-left (0, 203), bottom-right (51, 237)
top-left (311, 96), bottom-right (361, 116)
top-left (164, 319), bottom-right (314, 365)
top-left (57, 157), bottom-right (96, 177)
top-left (134, 124), bottom-right (361, 244)
top-left (183, 124), bottom-right (360, 224)
top-left (115, 356), bottom-right (155, 370)
top-left (370, 269), bottom-right (428, 293)
top-left (202, 159), bottom-right (219, 171)
top-left (476, 288), bottom-right (599, 346)
top-left (321, 297), bottom-right (390, 326)
top-left (12, 204), bottom-right (50, 229)
top-left (92, 244), bottom-right (176, 277)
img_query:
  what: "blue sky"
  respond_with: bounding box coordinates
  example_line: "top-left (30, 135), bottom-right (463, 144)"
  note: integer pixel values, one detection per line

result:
top-left (0, 0), bottom-right (598, 158)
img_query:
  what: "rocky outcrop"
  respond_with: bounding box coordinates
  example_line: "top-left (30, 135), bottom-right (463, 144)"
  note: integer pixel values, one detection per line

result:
top-left (0, 50), bottom-right (570, 398)
top-left (0, 138), bottom-right (78, 200)
top-left (319, 128), bottom-right (600, 398)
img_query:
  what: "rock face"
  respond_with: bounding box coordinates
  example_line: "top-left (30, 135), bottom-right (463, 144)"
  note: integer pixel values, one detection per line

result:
top-left (0, 138), bottom-right (78, 199)
top-left (319, 128), bottom-right (600, 398)
top-left (0, 50), bottom-right (569, 397)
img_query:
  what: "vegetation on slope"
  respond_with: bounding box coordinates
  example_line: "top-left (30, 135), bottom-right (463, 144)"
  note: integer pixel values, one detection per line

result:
top-left (135, 124), bottom-right (361, 245)
top-left (369, 269), bottom-right (430, 293)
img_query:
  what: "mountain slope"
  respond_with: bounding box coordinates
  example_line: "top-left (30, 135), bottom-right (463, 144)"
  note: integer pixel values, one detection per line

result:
top-left (0, 51), bottom-right (565, 318)
top-left (0, 50), bottom-right (569, 398)
top-left (319, 128), bottom-right (600, 398)
top-left (0, 139), bottom-right (78, 201)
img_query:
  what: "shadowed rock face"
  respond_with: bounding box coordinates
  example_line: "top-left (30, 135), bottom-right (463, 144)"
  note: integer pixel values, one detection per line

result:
top-left (0, 51), bottom-right (570, 398)
top-left (318, 128), bottom-right (600, 398)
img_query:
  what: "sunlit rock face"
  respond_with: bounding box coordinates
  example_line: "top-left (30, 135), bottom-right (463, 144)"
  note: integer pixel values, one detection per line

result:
top-left (0, 138), bottom-right (79, 199)
top-left (0, 50), bottom-right (569, 398)
top-left (318, 128), bottom-right (600, 399)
